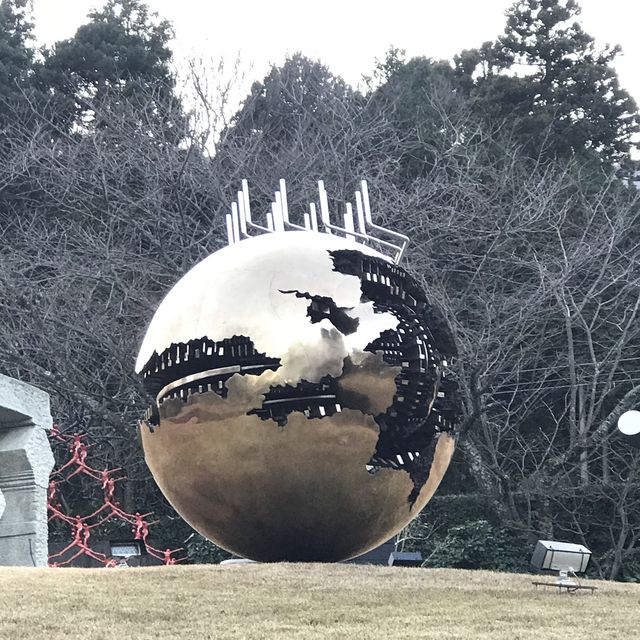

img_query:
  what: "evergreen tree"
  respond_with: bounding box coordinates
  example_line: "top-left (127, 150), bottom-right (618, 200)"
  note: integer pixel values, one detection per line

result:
top-left (367, 51), bottom-right (470, 180)
top-left (228, 54), bottom-right (354, 149)
top-left (218, 54), bottom-right (370, 192)
top-left (0, 0), bottom-right (36, 130)
top-left (455, 0), bottom-right (639, 166)
top-left (38, 0), bottom-right (182, 136)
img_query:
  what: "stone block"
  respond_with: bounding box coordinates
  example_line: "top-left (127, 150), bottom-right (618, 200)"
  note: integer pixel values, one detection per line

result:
top-left (0, 374), bottom-right (54, 567)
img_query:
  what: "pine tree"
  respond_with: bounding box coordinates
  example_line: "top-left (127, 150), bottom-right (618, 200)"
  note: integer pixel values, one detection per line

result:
top-left (0, 0), bottom-right (36, 130)
top-left (38, 0), bottom-right (182, 137)
top-left (455, 0), bottom-right (639, 166)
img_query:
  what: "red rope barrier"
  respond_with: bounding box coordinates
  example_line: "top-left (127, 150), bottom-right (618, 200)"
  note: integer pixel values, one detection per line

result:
top-left (48, 425), bottom-right (186, 567)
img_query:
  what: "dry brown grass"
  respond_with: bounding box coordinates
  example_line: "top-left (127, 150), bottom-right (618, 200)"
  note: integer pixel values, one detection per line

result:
top-left (1, 564), bottom-right (638, 639)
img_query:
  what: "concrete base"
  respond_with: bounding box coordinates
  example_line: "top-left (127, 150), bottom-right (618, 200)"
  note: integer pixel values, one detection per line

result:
top-left (0, 374), bottom-right (54, 567)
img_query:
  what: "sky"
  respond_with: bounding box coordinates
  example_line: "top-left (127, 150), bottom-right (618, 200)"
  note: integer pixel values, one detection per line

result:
top-left (31, 0), bottom-right (640, 105)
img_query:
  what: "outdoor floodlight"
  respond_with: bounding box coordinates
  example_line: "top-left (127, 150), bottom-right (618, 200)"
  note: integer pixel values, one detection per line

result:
top-left (531, 540), bottom-right (591, 585)
top-left (617, 410), bottom-right (640, 448)
top-left (388, 551), bottom-right (422, 567)
top-left (110, 539), bottom-right (145, 559)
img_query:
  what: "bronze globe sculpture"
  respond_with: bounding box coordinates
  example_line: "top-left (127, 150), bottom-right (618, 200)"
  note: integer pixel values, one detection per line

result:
top-left (136, 181), bottom-right (458, 562)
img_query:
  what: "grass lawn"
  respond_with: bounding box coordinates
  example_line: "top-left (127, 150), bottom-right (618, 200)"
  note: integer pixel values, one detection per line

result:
top-left (0, 564), bottom-right (637, 639)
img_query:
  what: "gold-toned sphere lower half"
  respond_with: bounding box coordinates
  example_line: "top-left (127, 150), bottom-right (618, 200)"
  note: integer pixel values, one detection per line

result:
top-left (141, 391), bottom-right (454, 562)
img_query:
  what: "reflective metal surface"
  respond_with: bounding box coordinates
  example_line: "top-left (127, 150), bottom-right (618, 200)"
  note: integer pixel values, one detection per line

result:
top-left (136, 232), bottom-right (397, 374)
top-left (137, 231), bottom-right (458, 562)
top-left (141, 404), bottom-right (454, 562)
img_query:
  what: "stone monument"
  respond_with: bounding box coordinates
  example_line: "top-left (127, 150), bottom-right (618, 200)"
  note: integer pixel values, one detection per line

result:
top-left (0, 374), bottom-right (54, 566)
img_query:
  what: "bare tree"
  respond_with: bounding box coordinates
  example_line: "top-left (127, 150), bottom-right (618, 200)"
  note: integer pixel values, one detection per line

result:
top-left (2, 57), bottom-right (639, 575)
top-left (395, 118), bottom-right (640, 577)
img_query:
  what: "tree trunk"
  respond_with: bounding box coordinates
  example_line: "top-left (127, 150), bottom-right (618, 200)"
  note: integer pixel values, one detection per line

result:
top-left (578, 384), bottom-right (588, 485)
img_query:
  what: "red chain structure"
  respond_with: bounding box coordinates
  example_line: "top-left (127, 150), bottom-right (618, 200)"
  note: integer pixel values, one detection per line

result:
top-left (48, 425), bottom-right (186, 567)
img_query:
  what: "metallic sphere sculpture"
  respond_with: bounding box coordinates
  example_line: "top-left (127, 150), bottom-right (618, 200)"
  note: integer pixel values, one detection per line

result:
top-left (136, 181), bottom-right (458, 562)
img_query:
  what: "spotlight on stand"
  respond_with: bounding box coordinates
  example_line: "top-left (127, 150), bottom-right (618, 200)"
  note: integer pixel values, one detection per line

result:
top-left (617, 410), bottom-right (640, 449)
top-left (530, 540), bottom-right (591, 587)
